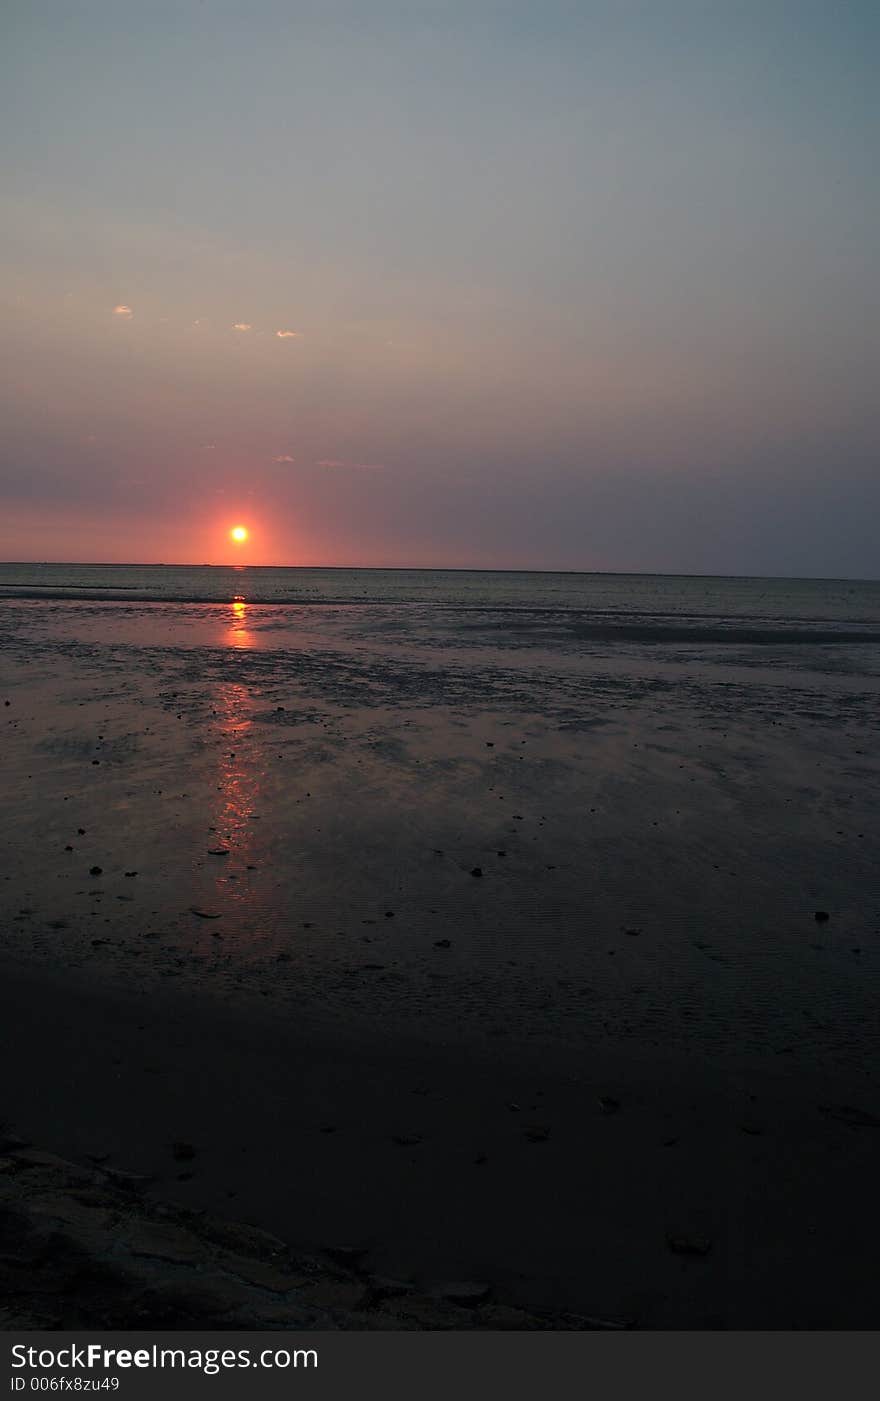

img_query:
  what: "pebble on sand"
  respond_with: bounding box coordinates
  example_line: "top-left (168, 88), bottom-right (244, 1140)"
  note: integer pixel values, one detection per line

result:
top-left (666, 1233), bottom-right (712, 1257)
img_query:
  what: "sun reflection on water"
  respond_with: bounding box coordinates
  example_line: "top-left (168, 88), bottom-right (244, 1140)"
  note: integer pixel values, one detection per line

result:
top-left (227, 595), bottom-right (252, 649)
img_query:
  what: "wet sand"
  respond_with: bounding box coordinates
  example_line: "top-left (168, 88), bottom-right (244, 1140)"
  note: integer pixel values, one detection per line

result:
top-left (2, 596), bottom-right (879, 1326)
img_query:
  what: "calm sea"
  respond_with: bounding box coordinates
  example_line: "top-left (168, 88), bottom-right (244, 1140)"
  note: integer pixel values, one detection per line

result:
top-left (1, 563), bottom-right (879, 640)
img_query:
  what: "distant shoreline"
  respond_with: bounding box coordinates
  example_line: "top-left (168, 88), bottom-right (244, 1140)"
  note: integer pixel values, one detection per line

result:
top-left (1, 562), bottom-right (878, 583)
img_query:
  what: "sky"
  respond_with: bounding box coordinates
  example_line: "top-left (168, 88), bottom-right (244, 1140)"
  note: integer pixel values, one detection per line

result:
top-left (1, 0), bottom-right (877, 574)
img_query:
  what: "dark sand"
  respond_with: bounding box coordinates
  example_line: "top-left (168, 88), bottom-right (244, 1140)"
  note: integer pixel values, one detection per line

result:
top-left (2, 596), bottom-right (879, 1326)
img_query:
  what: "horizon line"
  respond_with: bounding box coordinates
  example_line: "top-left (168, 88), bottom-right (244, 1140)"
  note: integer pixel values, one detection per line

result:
top-left (1, 561), bottom-right (878, 585)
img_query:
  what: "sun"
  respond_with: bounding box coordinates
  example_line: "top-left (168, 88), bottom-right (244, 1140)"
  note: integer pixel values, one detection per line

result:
top-left (230, 525), bottom-right (249, 543)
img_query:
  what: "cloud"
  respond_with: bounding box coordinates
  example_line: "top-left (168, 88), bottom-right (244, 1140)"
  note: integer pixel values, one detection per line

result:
top-left (233, 323), bottom-right (252, 331)
top-left (316, 459), bottom-right (384, 471)
top-left (112, 304), bottom-right (133, 318)
top-left (271, 454), bottom-right (296, 463)
top-left (275, 329), bottom-right (302, 339)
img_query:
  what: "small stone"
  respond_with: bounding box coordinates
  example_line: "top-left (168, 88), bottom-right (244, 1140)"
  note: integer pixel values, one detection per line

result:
top-left (819, 1103), bottom-right (880, 1128)
top-left (102, 1167), bottom-right (154, 1192)
top-left (391, 1133), bottom-right (422, 1147)
top-left (434, 938), bottom-right (451, 949)
top-left (598, 1096), bottom-right (621, 1114)
top-left (190, 907), bottom-right (222, 919)
top-left (666, 1233), bottom-right (712, 1256)
top-left (432, 1281), bottom-right (491, 1306)
top-left (89, 866), bottom-right (103, 876)
top-left (523, 1125), bottom-right (550, 1143)
top-left (208, 848), bottom-right (230, 856)
top-left (814, 910), bottom-right (830, 922)
top-left (171, 1141), bottom-right (197, 1161)
top-left (470, 867), bottom-right (483, 878)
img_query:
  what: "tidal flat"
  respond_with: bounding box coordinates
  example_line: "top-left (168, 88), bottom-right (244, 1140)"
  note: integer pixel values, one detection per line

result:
top-left (2, 583), bottom-right (879, 1327)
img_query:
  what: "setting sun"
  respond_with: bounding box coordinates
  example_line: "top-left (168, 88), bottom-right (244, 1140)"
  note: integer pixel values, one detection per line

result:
top-left (230, 525), bottom-right (249, 543)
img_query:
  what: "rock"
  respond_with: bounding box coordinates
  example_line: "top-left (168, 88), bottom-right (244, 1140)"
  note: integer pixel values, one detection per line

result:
top-left (125, 1222), bottom-right (205, 1265)
top-left (523, 1125), bottom-right (550, 1143)
top-left (434, 938), bottom-right (451, 949)
top-left (124, 871), bottom-right (138, 877)
top-left (470, 867), bottom-right (483, 878)
top-left (598, 1096), bottom-right (621, 1114)
top-left (814, 910), bottom-right (830, 922)
top-left (190, 907), bottom-right (222, 919)
top-left (561, 1312), bottom-right (629, 1331)
top-left (98, 1166), bottom-right (152, 1193)
top-left (89, 866), bottom-right (103, 876)
top-left (208, 848), bottom-right (230, 857)
top-left (432, 1281), bottom-right (491, 1306)
top-left (391, 1133), bottom-right (422, 1147)
top-left (666, 1233), bottom-right (712, 1256)
top-left (819, 1103), bottom-right (880, 1128)
top-left (171, 1141), bottom-right (197, 1161)
top-left (0, 1131), bottom-right (31, 1152)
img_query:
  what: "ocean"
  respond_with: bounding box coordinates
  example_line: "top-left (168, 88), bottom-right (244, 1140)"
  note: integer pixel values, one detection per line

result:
top-left (2, 562), bottom-right (879, 638)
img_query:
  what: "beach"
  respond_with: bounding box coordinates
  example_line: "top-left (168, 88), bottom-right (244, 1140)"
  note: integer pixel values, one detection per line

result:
top-left (2, 570), bottom-right (880, 1326)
